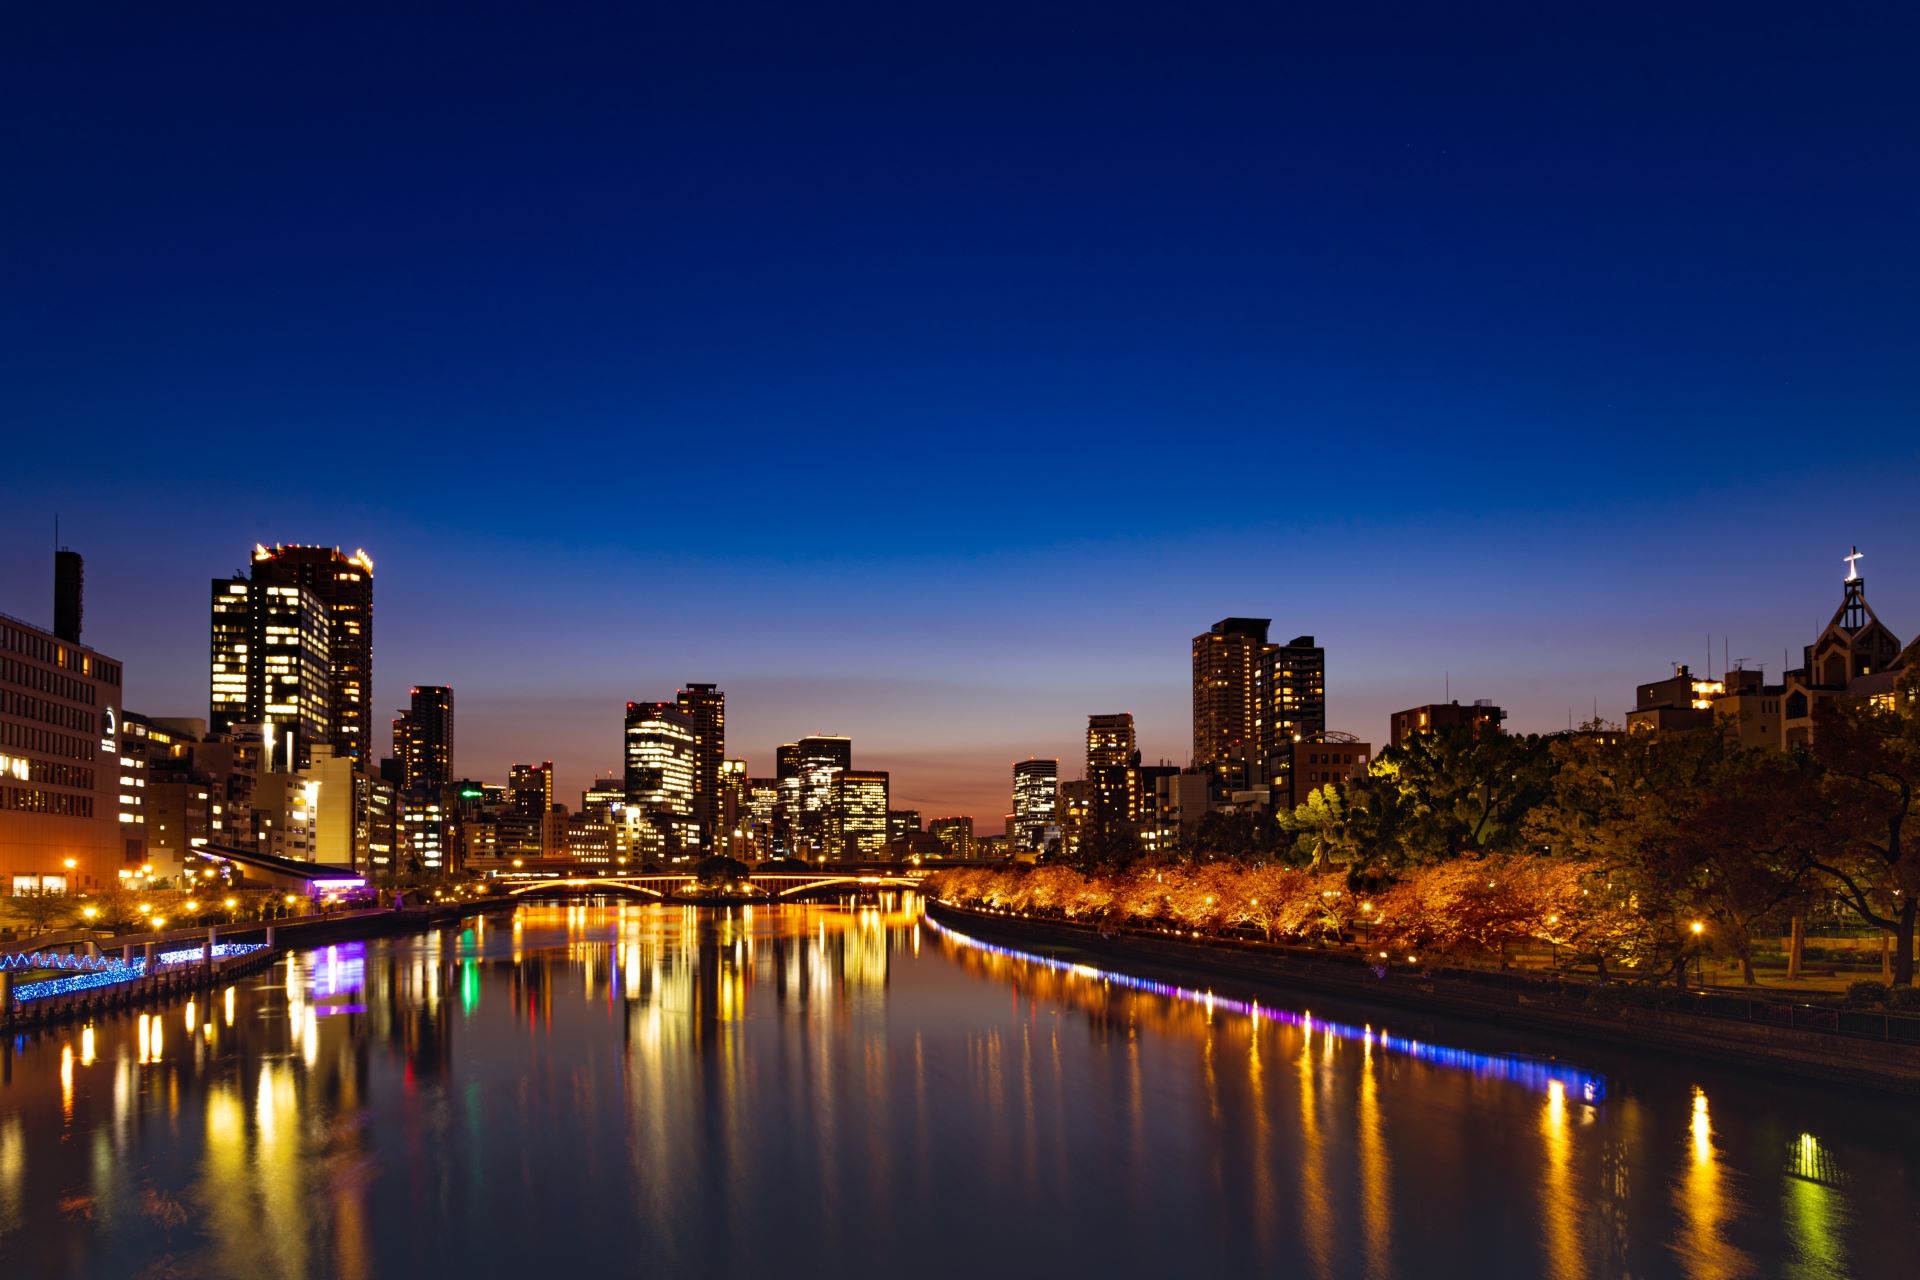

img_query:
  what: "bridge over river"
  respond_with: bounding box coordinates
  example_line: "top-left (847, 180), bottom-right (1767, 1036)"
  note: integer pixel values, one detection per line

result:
top-left (492, 864), bottom-right (932, 901)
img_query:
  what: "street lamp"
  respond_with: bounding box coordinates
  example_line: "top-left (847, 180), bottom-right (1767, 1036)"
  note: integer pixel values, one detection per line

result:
top-left (1690, 920), bottom-right (1706, 986)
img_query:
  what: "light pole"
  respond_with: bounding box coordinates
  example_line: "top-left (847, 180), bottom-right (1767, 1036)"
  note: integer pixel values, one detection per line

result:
top-left (1690, 920), bottom-right (1706, 986)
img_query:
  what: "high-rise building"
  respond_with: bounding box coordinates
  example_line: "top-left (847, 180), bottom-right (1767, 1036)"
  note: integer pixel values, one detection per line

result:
top-left (774, 742), bottom-right (802, 856)
top-left (1011, 758), bottom-right (1058, 853)
top-left (1086, 713), bottom-right (1136, 769)
top-left (501, 761), bottom-right (555, 857)
top-left (210, 576), bottom-right (332, 769)
top-left (887, 809), bottom-right (922, 842)
top-left (793, 735), bottom-right (852, 858)
top-left (393, 684), bottom-right (454, 789)
top-left (1259, 635), bottom-right (1326, 797)
top-left (245, 544), bottom-right (374, 760)
top-left (674, 683), bottom-right (725, 850)
top-left (1192, 617), bottom-right (1270, 794)
top-left (927, 816), bottom-right (974, 859)
top-left (624, 702), bottom-right (697, 856)
top-left (827, 770), bottom-right (889, 860)
top-left (1, 551), bottom-right (131, 891)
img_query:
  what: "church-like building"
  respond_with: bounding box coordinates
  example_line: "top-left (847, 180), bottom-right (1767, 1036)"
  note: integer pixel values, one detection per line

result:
top-left (1628, 547), bottom-right (1913, 749)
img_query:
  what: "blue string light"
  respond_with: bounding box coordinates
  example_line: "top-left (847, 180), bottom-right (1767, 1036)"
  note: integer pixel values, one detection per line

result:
top-left (926, 914), bottom-right (1606, 1102)
top-left (11, 942), bottom-right (269, 1003)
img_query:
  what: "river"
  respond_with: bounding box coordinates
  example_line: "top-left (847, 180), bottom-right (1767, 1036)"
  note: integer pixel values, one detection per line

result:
top-left (0, 898), bottom-right (1912, 1278)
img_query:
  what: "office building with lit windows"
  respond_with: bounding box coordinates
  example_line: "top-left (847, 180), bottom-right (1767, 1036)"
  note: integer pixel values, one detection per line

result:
top-left (1, 551), bottom-right (130, 892)
top-left (793, 734), bottom-right (852, 858)
top-left (675, 683), bottom-right (725, 849)
top-left (394, 685), bottom-right (454, 789)
top-left (1011, 758), bottom-right (1058, 853)
top-left (209, 574), bottom-right (331, 770)
top-left (247, 544), bottom-right (375, 761)
top-left (827, 769), bottom-right (889, 860)
top-left (1086, 713), bottom-right (1136, 768)
top-left (928, 816), bottom-right (974, 859)
top-left (1192, 617), bottom-right (1270, 794)
top-left (624, 703), bottom-right (698, 856)
top-left (1259, 635), bottom-right (1326, 798)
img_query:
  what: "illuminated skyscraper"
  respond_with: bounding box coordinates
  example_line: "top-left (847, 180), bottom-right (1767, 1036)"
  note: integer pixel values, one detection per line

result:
top-left (246, 544), bottom-right (375, 761)
top-left (1086, 713), bottom-right (1136, 769)
top-left (1259, 635), bottom-right (1326, 797)
top-left (1192, 617), bottom-right (1270, 793)
top-left (828, 770), bottom-right (889, 860)
top-left (675, 683), bottom-right (725, 850)
top-left (1011, 758), bottom-right (1058, 853)
top-left (393, 685), bottom-right (454, 789)
top-left (624, 702), bottom-right (697, 856)
top-left (209, 575), bottom-right (331, 769)
top-left (793, 735), bottom-right (852, 858)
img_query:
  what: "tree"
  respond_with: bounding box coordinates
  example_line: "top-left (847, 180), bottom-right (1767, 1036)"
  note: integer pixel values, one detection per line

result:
top-left (1646, 748), bottom-right (1819, 984)
top-left (1806, 697), bottom-right (1920, 985)
top-left (5, 888), bottom-right (71, 938)
top-left (1373, 727), bottom-right (1556, 863)
top-left (1190, 809), bottom-right (1279, 864)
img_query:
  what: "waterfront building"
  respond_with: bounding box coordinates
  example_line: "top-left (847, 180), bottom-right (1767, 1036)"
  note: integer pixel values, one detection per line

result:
top-left (927, 815), bottom-right (974, 859)
top-left (0, 550), bottom-right (131, 892)
top-left (1389, 699), bottom-right (1506, 747)
top-left (746, 777), bottom-right (781, 858)
top-left (828, 770), bottom-right (889, 860)
top-left (625, 703), bottom-right (698, 857)
top-left (1011, 758), bottom-right (1058, 853)
top-left (887, 809), bottom-right (921, 842)
top-left (398, 783), bottom-right (445, 875)
top-left (393, 685), bottom-right (454, 789)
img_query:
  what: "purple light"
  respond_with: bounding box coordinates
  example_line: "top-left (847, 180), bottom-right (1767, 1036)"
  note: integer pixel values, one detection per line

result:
top-left (925, 914), bottom-right (1606, 1102)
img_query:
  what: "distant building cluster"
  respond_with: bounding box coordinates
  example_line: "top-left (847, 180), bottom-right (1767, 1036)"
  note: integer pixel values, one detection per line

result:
top-left (2, 539), bottom-right (1911, 892)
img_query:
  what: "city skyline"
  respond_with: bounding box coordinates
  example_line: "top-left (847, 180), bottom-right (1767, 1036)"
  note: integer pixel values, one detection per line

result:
top-left (6, 4), bottom-right (1919, 827)
top-left (0, 534), bottom-right (1911, 831)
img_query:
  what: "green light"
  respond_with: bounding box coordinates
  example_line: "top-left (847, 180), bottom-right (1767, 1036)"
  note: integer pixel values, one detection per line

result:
top-left (460, 789), bottom-right (482, 798)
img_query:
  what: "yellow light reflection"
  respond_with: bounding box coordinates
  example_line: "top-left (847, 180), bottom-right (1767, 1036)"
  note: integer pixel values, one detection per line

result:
top-left (1674, 1088), bottom-right (1747, 1279)
top-left (1540, 1079), bottom-right (1583, 1280)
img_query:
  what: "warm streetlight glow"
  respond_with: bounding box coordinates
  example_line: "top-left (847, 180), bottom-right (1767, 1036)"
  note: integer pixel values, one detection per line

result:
top-left (63, 858), bottom-right (77, 869)
top-left (153, 917), bottom-right (167, 929)
top-left (224, 897), bottom-right (238, 910)
top-left (1690, 920), bottom-right (1705, 936)
top-left (137, 902), bottom-right (153, 915)
top-left (82, 906), bottom-right (99, 921)
top-left (284, 894), bottom-right (298, 906)
top-left (185, 900), bottom-right (198, 912)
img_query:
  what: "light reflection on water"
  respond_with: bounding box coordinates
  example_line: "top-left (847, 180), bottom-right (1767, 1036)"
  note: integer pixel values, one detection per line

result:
top-left (0, 898), bottom-right (1907, 1278)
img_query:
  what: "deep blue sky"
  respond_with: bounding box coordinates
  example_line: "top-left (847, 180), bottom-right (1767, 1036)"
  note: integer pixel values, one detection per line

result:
top-left (4, 3), bottom-right (1918, 826)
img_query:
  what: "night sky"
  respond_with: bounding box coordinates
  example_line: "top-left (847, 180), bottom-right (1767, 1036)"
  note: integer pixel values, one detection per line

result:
top-left (4, 3), bottom-right (1917, 828)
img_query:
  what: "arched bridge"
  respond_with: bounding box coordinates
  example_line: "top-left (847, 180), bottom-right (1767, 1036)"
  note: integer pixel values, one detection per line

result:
top-left (496, 867), bottom-right (929, 901)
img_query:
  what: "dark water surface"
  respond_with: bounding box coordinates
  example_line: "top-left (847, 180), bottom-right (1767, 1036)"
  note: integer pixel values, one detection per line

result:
top-left (0, 898), bottom-right (1914, 1278)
